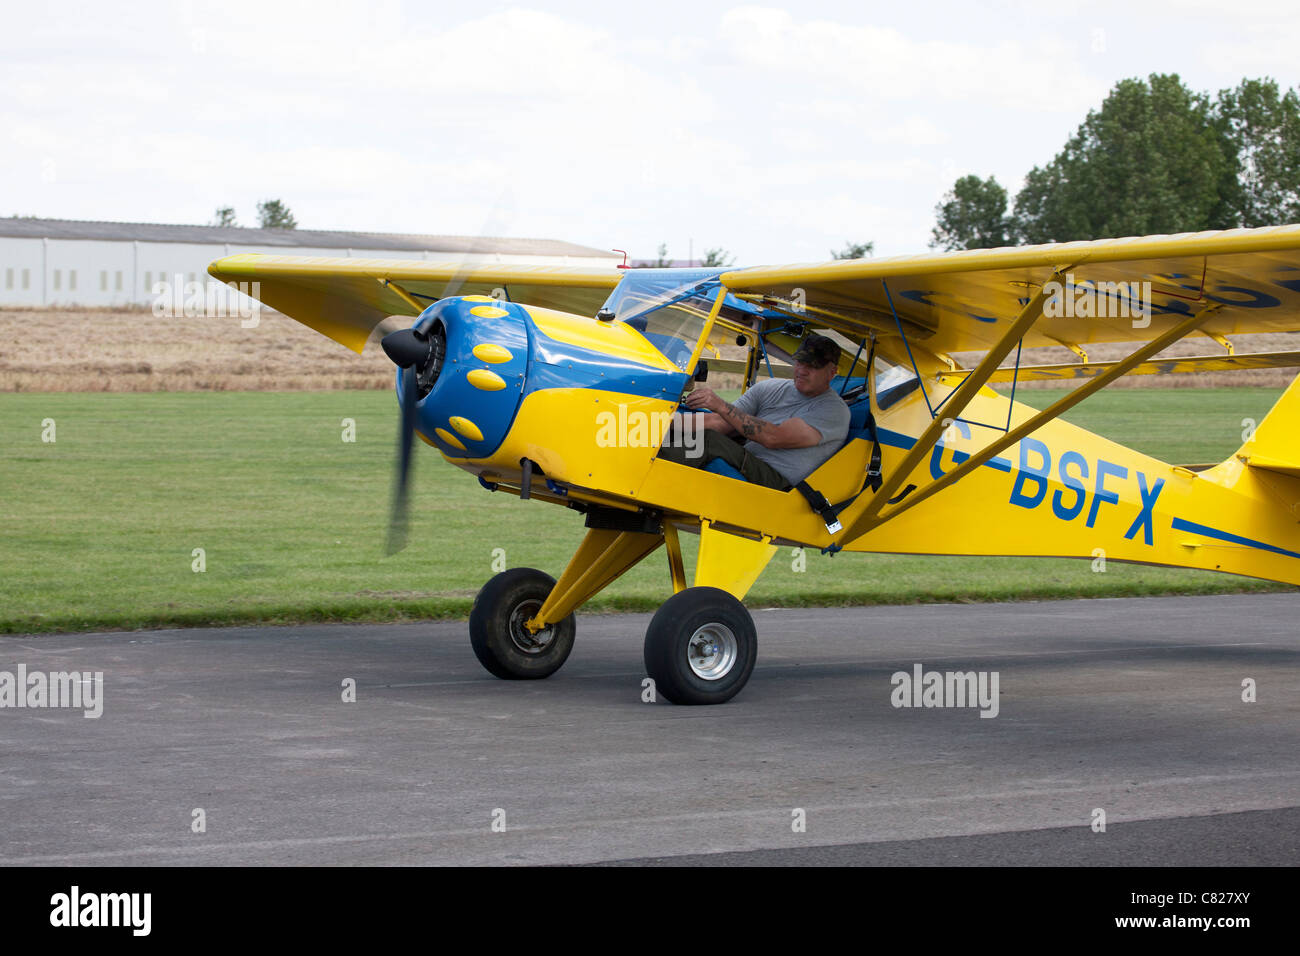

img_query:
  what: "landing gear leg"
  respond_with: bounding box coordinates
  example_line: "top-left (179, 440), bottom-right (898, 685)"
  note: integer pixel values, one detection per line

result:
top-left (468, 524), bottom-right (663, 680)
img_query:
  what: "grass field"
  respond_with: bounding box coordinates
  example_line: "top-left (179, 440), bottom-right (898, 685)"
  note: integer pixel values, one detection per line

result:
top-left (1, 387), bottom-right (1295, 634)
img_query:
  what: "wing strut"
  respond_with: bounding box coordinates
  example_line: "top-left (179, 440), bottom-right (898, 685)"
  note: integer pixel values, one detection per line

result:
top-left (378, 278), bottom-right (427, 315)
top-left (834, 269), bottom-right (1070, 543)
top-left (841, 301), bottom-right (1221, 542)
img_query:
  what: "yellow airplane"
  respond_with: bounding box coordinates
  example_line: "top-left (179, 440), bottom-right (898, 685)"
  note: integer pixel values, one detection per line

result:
top-left (209, 225), bottom-right (1300, 704)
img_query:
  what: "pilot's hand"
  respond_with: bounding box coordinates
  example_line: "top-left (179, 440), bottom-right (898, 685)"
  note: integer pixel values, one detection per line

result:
top-left (681, 385), bottom-right (724, 413)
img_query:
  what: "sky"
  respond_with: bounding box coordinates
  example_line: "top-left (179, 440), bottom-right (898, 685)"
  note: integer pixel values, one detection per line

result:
top-left (4, 0), bottom-right (1299, 266)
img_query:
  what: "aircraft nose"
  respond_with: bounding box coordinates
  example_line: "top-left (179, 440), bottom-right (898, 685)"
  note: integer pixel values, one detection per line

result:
top-left (401, 296), bottom-right (529, 459)
top-left (381, 327), bottom-right (430, 368)
top-left (382, 323), bottom-right (448, 401)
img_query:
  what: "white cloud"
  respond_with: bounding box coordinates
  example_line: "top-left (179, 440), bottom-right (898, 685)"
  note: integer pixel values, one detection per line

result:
top-left (1, 1), bottom-right (1298, 263)
top-left (719, 6), bottom-right (1107, 113)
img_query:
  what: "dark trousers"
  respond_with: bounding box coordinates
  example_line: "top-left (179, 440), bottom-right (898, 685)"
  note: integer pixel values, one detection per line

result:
top-left (658, 429), bottom-right (790, 490)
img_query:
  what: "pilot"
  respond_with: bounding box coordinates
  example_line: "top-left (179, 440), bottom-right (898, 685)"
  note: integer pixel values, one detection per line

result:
top-left (659, 334), bottom-right (851, 490)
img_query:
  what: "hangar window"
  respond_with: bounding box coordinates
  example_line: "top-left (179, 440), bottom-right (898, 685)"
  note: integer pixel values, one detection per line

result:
top-left (53, 269), bottom-right (61, 290)
top-left (4, 269), bottom-right (11, 290)
top-left (143, 271), bottom-right (152, 291)
top-left (101, 271), bottom-right (108, 291)
top-left (115, 271), bottom-right (123, 291)
top-left (69, 270), bottom-right (77, 291)
top-left (22, 269), bottom-right (30, 290)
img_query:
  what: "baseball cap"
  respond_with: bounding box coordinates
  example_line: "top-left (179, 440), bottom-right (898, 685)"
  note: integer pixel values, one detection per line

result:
top-left (792, 334), bottom-right (841, 369)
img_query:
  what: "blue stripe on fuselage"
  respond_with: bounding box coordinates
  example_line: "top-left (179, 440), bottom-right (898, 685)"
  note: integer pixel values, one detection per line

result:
top-left (877, 427), bottom-right (1012, 472)
top-left (1170, 517), bottom-right (1300, 561)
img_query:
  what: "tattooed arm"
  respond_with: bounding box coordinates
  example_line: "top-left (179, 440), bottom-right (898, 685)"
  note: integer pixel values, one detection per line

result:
top-left (682, 386), bottom-right (823, 449)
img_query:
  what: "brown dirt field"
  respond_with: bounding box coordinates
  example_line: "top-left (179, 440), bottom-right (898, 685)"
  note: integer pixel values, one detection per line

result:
top-left (2, 307), bottom-right (1298, 392)
top-left (0, 307), bottom-right (405, 392)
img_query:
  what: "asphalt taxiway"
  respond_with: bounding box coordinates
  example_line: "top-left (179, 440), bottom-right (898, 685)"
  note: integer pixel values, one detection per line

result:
top-left (2, 594), bottom-right (1297, 865)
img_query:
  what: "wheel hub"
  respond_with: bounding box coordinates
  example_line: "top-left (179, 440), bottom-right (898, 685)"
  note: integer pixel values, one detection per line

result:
top-left (686, 623), bottom-right (737, 680)
top-left (508, 599), bottom-right (555, 654)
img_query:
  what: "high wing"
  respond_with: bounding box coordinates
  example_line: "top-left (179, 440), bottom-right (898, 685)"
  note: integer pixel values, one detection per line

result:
top-left (207, 254), bottom-right (622, 352)
top-left (720, 225), bottom-right (1300, 356)
top-left (716, 225), bottom-right (1300, 548)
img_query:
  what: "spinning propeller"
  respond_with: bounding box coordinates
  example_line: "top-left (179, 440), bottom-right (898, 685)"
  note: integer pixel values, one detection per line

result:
top-left (377, 190), bottom-right (515, 554)
top-left (380, 324), bottom-right (445, 554)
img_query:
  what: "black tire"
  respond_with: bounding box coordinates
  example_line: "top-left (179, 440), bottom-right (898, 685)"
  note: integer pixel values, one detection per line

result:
top-left (643, 587), bottom-right (757, 705)
top-left (469, 568), bottom-right (575, 680)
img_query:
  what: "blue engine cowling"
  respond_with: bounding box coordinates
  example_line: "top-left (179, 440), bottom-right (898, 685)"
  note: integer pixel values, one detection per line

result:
top-left (397, 295), bottom-right (691, 462)
top-left (398, 297), bottom-right (530, 460)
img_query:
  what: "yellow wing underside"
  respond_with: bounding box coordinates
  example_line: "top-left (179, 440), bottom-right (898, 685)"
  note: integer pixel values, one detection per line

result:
top-left (210, 226), bottom-right (1300, 370)
top-left (970, 350), bottom-right (1300, 383)
top-left (721, 225), bottom-right (1300, 355)
top-left (208, 254), bottom-right (622, 353)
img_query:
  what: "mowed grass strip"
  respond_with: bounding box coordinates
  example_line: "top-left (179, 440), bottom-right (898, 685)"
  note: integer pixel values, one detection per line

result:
top-left (0, 387), bottom-right (1293, 634)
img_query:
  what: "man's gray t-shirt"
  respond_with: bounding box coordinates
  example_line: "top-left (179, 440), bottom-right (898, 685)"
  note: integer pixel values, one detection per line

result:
top-left (730, 379), bottom-right (851, 486)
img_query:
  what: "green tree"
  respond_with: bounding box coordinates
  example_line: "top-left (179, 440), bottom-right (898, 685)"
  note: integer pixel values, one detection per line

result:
top-left (701, 247), bottom-right (734, 267)
top-left (1012, 74), bottom-right (1230, 243)
top-left (930, 175), bottom-right (1011, 250)
top-left (1213, 78), bottom-right (1300, 227)
top-left (210, 206), bottom-right (238, 227)
top-left (830, 241), bottom-right (874, 259)
top-left (256, 199), bottom-right (297, 230)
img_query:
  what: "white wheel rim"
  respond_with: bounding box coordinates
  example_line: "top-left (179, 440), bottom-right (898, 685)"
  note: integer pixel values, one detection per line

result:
top-left (687, 623), bottom-right (737, 680)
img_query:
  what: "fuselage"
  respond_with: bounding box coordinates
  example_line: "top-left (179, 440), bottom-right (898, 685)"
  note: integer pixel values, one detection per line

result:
top-left (403, 286), bottom-right (1300, 587)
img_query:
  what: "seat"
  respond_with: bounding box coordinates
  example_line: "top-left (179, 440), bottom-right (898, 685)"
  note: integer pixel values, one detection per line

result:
top-left (703, 458), bottom-right (747, 481)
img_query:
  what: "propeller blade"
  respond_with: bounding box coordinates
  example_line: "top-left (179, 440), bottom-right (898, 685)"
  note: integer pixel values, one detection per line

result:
top-left (382, 197), bottom-right (508, 554)
top-left (385, 365), bottom-right (418, 555)
top-left (441, 189), bottom-right (516, 300)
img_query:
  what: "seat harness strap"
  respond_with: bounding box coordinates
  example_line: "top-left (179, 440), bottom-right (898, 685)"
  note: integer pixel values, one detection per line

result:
top-left (796, 338), bottom-right (883, 534)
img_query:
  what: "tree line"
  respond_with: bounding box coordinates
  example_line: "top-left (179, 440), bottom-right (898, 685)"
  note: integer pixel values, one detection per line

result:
top-left (209, 199), bottom-right (297, 229)
top-left (202, 76), bottom-right (1297, 259)
top-left (931, 75), bottom-right (1300, 251)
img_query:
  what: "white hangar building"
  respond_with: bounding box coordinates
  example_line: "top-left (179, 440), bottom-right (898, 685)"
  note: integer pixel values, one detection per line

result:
top-left (0, 218), bottom-right (621, 308)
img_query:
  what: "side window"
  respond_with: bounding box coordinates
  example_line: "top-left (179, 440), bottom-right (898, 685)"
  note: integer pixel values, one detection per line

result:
top-left (874, 355), bottom-right (920, 411)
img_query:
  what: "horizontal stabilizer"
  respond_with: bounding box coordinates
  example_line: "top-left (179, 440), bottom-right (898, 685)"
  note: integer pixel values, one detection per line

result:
top-left (1238, 454), bottom-right (1300, 478)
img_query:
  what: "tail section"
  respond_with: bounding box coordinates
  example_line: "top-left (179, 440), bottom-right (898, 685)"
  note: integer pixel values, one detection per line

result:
top-left (1236, 372), bottom-right (1300, 479)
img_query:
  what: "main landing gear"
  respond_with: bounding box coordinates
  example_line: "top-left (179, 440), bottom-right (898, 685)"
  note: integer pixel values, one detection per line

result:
top-left (466, 516), bottom-right (776, 705)
top-left (643, 586), bottom-right (757, 705)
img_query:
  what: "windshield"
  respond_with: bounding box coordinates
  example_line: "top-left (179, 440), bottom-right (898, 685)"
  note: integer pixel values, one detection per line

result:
top-left (602, 269), bottom-right (725, 372)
